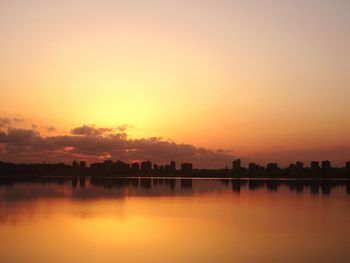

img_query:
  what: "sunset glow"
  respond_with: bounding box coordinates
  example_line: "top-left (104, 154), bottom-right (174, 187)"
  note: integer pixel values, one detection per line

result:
top-left (1, 0), bottom-right (349, 166)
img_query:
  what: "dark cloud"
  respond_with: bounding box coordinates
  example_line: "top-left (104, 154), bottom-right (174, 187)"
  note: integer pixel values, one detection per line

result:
top-left (0, 125), bottom-right (349, 167)
top-left (0, 127), bottom-right (234, 168)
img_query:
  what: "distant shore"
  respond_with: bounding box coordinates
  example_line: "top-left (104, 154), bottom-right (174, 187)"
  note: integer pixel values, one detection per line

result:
top-left (1, 159), bottom-right (350, 179)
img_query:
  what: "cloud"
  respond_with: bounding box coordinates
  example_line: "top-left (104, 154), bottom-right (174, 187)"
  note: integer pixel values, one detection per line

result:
top-left (44, 126), bottom-right (56, 133)
top-left (0, 117), bottom-right (30, 132)
top-left (71, 125), bottom-right (113, 136)
top-left (12, 118), bottom-right (24, 123)
top-left (0, 127), bottom-right (234, 168)
top-left (117, 124), bottom-right (133, 132)
top-left (2, 121), bottom-right (347, 168)
top-left (0, 118), bottom-right (12, 129)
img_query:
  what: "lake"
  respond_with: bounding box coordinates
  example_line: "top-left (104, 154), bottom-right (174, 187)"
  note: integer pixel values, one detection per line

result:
top-left (0, 177), bottom-right (349, 263)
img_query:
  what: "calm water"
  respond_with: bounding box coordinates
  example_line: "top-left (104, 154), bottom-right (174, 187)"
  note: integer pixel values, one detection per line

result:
top-left (0, 177), bottom-right (349, 263)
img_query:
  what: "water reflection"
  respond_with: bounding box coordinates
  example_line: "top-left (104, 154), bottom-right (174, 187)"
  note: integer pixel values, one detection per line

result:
top-left (228, 179), bottom-right (349, 195)
top-left (0, 177), bottom-right (350, 263)
top-left (0, 177), bottom-right (349, 210)
top-left (0, 177), bottom-right (349, 198)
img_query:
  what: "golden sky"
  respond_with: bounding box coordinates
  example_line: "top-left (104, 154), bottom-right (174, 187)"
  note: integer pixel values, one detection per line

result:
top-left (0, 0), bottom-right (349, 166)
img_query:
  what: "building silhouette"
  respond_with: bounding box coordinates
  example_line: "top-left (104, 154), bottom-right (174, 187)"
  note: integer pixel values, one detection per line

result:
top-left (170, 160), bottom-right (176, 171)
top-left (322, 160), bottom-right (331, 169)
top-left (113, 160), bottom-right (130, 173)
top-left (266, 162), bottom-right (279, 177)
top-left (1, 158), bottom-right (350, 179)
top-left (310, 161), bottom-right (320, 176)
top-left (232, 159), bottom-right (241, 176)
top-left (181, 163), bottom-right (193, 175)
top-left (346, 161), bottom-right (350, 175)
top-left (248, 162), bottom-right (264, 177)
top-left (141, 160), bottom-right (152, 174)
top-left (131, 162), bottom-right (140, 172)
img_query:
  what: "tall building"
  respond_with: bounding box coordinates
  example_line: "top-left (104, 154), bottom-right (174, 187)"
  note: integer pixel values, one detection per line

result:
top-left (79, 161), bottom-right (86, 169)
top-left (72, 160), bottom-right (79, 168)
top-left (296, 162), bottom-right (303, 169)
top-left (248, 162), bottom-right (263, 177)
top-left (141, 160), bottom-right (152, 174)
top-left (321, 160), bottom-right (331, 169)
top-left (163, 161), bottom-right (176, 174)
top-left (248, 162), bottom-right (256, 172)
top-left (153, 163), bottom-right (159, 173)
top-left (181, 163), bottom-right (193, 175)
top-left (310, 161), bottom-right (319, 169)
top-left (232, 159), bottom-right (241, 171)
top-left (170, 161), bottom-right (176, 172)
top-left (113, 160), bottom-right (130, 173)
top-left (103, 160), bottom-right (114, 174)
top-left (295, 161), bottom-right (304, 176)
top-left (310, 161), bottom-right (320, 176)
top-left (232, 159), bottom-right (241, 176)
top-left (131, 162), bottom-right (140, 172)
top-left (266, 162), bottom-right (279, 177)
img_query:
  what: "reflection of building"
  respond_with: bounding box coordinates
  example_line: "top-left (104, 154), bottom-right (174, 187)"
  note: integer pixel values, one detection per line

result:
top-left (180, 178), bottom-right (192, 189)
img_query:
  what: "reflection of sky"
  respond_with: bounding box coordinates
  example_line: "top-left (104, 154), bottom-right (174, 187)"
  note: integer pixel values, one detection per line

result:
top-left (0, 178), bottom-right (350, 263)
top-left (0, 178), bottom-right (349, 225)
top-left (0, 178), bottom-right (349, 203)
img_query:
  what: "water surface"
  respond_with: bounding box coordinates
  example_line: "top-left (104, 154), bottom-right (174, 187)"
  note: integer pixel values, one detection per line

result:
top-left (0, 177), bottom-right (349, 263)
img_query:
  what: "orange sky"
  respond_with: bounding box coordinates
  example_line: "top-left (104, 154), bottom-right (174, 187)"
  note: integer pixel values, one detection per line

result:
top-left (0, 0), bottom-right (349, 166)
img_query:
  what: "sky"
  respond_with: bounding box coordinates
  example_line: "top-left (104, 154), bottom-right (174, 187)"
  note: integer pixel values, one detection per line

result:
top-left (0, 0), bottom-right (349, 167)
